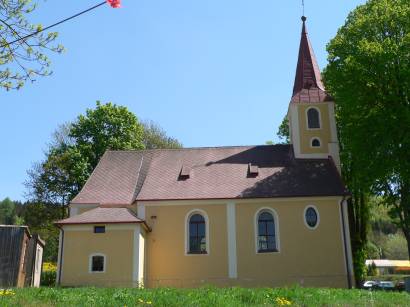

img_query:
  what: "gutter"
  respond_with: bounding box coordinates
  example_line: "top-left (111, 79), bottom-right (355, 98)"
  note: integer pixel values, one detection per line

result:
top-left (57, 228), bottom-right (64, 286)
top-left (340, 195), bottom-right (352, 288)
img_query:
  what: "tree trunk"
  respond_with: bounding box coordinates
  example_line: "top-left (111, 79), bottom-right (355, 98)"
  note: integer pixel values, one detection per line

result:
top-left (347, 187), bottom-right (369, 288)
top-left (405, 232), bottom-right (410, 261)
top-left (399, 182), bottom-right (410, 260)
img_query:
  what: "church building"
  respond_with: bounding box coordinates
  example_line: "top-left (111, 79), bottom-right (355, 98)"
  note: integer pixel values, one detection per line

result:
top-left (55, 17), bottom-right (354, 288)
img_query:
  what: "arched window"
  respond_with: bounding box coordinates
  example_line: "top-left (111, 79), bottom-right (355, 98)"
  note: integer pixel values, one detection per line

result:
top-left (89, 253), bottom-right (106, 273)
top-left (188, 213), bottom-right (207, 254)
top-left (307, 108), bottom-right (321, 129)
top-left (256, 210), bottom-right (278, 253)
top-left (311, 138), bottom-right (321, 147)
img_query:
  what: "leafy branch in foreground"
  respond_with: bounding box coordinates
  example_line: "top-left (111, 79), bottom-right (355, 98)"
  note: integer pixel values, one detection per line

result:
top-left (0, 0), bottom-right (64, 90)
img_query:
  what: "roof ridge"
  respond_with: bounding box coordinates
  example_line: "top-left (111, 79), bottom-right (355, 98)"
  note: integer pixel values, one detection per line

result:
top-left (106, 144), bottom-right (291, 153)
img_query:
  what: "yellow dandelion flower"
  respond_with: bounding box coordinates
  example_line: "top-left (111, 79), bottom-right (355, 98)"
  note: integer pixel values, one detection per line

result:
top-left (0, 289), bottom-right (15, 296)
top-left (275, 297), bottom-right (292, 306)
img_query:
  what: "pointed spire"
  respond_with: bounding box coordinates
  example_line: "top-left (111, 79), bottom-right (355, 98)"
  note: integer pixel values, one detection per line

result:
top-left (291, 16), bottom-right (330, 103)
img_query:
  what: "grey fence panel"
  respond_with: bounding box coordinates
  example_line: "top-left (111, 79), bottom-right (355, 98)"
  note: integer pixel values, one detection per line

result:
top-left (0, 227), bottom-right (24, 287)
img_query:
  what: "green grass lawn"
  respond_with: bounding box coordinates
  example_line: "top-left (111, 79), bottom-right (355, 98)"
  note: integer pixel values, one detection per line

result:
top-left (0, 286), bottom-right (409, 306)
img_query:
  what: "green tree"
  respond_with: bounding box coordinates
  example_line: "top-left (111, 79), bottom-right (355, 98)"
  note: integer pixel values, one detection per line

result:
top-left (22, 201), bottom-right (61, 262)
top-left (25, 102), bottom-right (183, 222)
top-left (70, 102), bottom-right (145, 170)
top-left (383, 233), bottom-right (408, 260)
top-left (25, 102), bottom-right (145, 217)
top-left (276, 116), bottom-right (290, 144)
top-left (0, 1), bottom-right (63, 90)
top-left (323, 0), bottom-right (410, 281)
top-left (367, 261), bottom-right (378, 276)
top-left (0, 197), bottom-right (16, 224)
top-left (142, 120), bottom-right (182, 149)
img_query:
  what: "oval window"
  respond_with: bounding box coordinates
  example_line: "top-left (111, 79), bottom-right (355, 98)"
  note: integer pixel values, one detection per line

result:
top-left (305, 207), bottom-right (319, 228)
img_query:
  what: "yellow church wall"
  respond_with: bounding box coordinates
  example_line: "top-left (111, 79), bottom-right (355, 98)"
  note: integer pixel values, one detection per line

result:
top-left (235, 198), bottom-right (348, 288)
top-left (142, 197), bottom-right (349, 288)
top-left (77, 207), bottom-right (96, 214)
top-left (297, 103), bottom-right (332, 155)
top-left (60, 224), bottom-right (136, 287)
top-left (144, 203), bottom-right (230, 288)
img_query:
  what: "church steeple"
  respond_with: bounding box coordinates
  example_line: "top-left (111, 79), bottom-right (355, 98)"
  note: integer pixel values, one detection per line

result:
top-left (287, 16), bottom-right (341, 172)
top-left (291, 16), bottom-right (330, 103)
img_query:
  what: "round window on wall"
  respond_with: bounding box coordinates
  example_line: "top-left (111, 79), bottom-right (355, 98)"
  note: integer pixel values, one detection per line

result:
top-left (304, 206), bottom-right (319, 229)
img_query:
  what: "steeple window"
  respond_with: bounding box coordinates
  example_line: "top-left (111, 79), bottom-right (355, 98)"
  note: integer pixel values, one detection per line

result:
top-left (307, 108), bottom-right (321, 129)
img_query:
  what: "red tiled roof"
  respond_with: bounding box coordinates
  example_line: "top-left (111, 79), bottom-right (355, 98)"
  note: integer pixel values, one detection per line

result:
top-left (71, 151), bottom-right (145, 205)
top-left (55, 207), bottom-right (144, 225)
top-left (291, 17), bottom-right (332, 103)
top-left (70, 145), bottom-right (347, 205)
top-left (137, 145), bottom-right (346, 200)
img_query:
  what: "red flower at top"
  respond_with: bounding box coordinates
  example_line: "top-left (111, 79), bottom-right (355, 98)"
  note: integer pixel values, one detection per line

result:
top-left (107, 0), bottom-right (121, 8)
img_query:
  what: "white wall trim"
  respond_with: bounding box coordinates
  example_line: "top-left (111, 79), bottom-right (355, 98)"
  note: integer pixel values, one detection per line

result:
top-left (138, 232), bottom-right (145, 286)
top-left (56, 230), bottom-right (63, 285)
top-left (184, 209), bottom-right (210, 256)
top-left (137, 196), bottom-right (343, 207)
top-left (294, 152), bottom-right (329, 159)
top-left (69, 203), bottom-right (98, 216)
top-left (289, 104), bottom-right (301, 156)
top-left (328, 101), bottom-right (338, 142)
top-left (137, 203), bottom-right (146, 220)
top-left (62, 224), bottom-right (139, 232)
top-left (254, 207), bottom-right (280, 254)
top-left (69, 207), bottom-right (79, 217)
top-left (328, 142), bottom-right (342, 173)
top-left (226, 202), bottom-right (237, 279)
top-left (88, 253), bottom-right (106, 273)
top-left (303, 205), bottom-right (320, 230)
top-left (305, 106), bottom-right (322, 130)
top-left (133, 224), bottom-right (141, 286)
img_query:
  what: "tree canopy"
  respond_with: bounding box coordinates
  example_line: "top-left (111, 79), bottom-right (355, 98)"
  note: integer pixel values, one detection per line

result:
top-left (323, 0), bottom-right (410, 264)
top-left (142, 120), bottom-right (182, 149)
top-left (25, 102), bottom-right (182, 218)
top-left (276, 116), bottom-right (290, 144)
top-left (0, 197), bottom-right (16, 224)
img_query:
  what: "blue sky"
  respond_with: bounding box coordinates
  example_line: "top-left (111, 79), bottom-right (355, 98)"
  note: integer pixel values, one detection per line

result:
top-left (0, 0), bottom-right (365, 201)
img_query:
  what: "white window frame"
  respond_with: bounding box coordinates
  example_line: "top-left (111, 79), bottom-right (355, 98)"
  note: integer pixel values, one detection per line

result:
top-left (310, 137), bottom-right (322, 148)
top-left (184, 209), bottom-right (210, 256)
top-left (254, 207), bottom-right (280, 254)
top-left (306, 107), bottom-right (322, 130)
top-left (89, 253), bottom-right (106, 273)
top-left (303, 205), bottom-right (320, 230)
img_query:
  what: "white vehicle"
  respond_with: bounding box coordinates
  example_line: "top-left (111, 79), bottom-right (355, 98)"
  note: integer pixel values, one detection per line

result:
top-left (377, 281), bottom-right (395, 290)
top-left (363, 281), bottom-right (378, 289)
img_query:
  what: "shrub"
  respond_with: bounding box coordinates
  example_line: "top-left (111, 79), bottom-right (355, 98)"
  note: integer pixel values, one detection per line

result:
top-left (41, 262), bottom-right (57, 286)
top-left (367, 261), bottom-right (378, 276)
